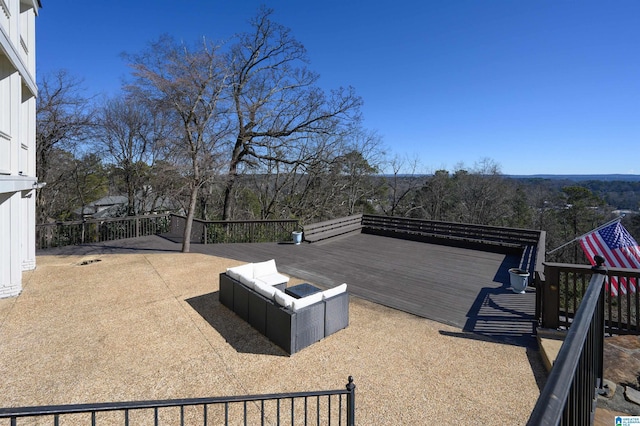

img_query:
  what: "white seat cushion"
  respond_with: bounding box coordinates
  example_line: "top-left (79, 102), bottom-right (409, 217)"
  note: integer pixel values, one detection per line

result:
top-left (322, 283), bottom-right (347, 300)
top-left (254, 282), bottom-right (277, 299)
top-left (255, 273), bottom-right (289, 287)
top-left (273, 289), bottom-right (295, 308)
top-left (238, 275), bottom-right (257, 289)
top-left (291, 291), bottom-right (324, 312)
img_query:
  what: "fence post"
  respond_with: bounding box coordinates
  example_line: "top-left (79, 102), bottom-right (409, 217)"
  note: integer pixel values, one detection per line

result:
top-left (542, 264), bottom-right (560, 329)
top-left (346, 376), bottom-right (355, 426)
top-left (592, 255), bottom-right (607, 392)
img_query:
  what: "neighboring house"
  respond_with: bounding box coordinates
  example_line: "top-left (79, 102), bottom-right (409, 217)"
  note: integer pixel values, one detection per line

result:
top-left (74, 192), bottom-right (181, 220)
top-left (75, 195), bottom-right (129, 219)
top-left (0, 0), bottom-right (40, 298)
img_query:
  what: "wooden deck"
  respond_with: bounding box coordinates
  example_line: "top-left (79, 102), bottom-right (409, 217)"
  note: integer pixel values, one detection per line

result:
top-left (40, 232), bottom-right (537, 347)
top-left (190, 233), bottom-right (537, 347)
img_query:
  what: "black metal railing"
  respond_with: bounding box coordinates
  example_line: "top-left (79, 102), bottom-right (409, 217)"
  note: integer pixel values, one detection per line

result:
top-left (528, 263), bottom-right (606, 425)
top-left (36, 214), bottom-right (171, 249)
top-left (538, 262), bottom-right (640, 334)
top-left (169, 215), bottom-right (299, 244)
top-left (0, 377), bottom-right (356, 426)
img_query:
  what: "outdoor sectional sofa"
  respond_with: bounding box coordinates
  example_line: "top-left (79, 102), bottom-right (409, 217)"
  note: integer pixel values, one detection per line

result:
top-left (219, 260), bottom-right (349, 354)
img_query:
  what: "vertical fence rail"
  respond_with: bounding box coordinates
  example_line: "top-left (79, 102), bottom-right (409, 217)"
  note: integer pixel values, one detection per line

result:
top-left (36, 215), bottom-right (171, 250)
top-left (540, 262), bottom-right (640, 335)
top-left (168, 215), bottom-right (299, 244)
top-left (0, 377), bottom-right (356, 426)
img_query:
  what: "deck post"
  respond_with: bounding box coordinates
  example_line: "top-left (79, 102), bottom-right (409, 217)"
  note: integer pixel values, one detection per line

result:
top-left (542, 263), bottom-right (560, 329)
top-left (346, 376), bottom-right (355, 426)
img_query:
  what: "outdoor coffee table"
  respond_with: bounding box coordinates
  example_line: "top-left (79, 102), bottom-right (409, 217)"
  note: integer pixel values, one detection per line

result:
top-left (285, 283), bottom-right (322, 299)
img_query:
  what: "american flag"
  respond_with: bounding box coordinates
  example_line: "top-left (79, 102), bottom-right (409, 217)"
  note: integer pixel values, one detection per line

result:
top-left (579, 220), bottom-right (640, 296)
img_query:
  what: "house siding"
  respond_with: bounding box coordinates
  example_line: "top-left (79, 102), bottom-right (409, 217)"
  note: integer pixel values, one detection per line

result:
top-left (0, 0), bottom-right (39, 298)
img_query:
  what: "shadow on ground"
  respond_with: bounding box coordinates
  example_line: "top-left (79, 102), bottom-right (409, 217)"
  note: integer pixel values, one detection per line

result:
top-left (186, 291), bottom-right (287, 357)
top-left (458, 255), bottom-right (537, 348)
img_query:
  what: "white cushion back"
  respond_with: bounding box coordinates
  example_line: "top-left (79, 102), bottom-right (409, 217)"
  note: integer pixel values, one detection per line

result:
top-left (322, 283), bottom-right (347, 300)
top-left (227, 263), bottom-right (254, 281)
top-left (253, 259), bottom-right (277, 277)
top-left (273, 289), bottom-right (295, 308)
top-left (291, 292), bottom-right (324, 312)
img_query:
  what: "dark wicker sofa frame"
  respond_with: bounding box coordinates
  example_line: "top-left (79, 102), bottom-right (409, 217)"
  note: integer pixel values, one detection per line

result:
top-left (219, 273), bottom-right (349, 354)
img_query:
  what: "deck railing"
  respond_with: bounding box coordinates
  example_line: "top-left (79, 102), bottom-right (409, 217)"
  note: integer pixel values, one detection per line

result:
top-left (169, 215), bottom-right (299, 244)
top-left (361, 214), bottom-right (542, 247)
top-left (538, 262), bottom-right (640, 334)
top-left (36, 214), bottom-right (171, 249)
top-left (36, 214), bottom-right (299, 249)
top-left (360, 214), bottom-right (546, 275)
top-left (528, 264), bottom-right (606, 425)
top-left (0, 377), bottom-right (356, 426)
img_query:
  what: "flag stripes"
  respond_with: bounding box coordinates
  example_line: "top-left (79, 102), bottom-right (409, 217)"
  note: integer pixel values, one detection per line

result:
top-left (579, 220), bottom-right (640, 296)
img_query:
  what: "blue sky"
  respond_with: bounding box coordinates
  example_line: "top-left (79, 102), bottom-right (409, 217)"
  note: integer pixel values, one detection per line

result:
top-left (37, 1), bottom-right (640, 175)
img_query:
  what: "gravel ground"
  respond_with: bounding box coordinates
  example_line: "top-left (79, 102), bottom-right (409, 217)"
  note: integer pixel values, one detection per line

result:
top-left (0, 252), bottom-right (547, 424)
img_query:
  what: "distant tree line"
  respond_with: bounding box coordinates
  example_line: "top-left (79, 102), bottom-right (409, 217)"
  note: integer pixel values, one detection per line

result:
top-left (35, 7), bottom-right (640, 257)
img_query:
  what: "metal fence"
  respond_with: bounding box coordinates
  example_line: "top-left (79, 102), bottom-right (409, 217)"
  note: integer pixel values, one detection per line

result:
top-left (0, 377), bottom-right (356, 426)
top-left (36, 215), bottom-right (171, 250)
top-left (538, 262), bottom-right (640, 335)
top-left (36, 214), bottom-right (299, 249)
top-left (169, 215), bottom-right (299, 244)
top-left (528, 265), bottom-right (606, 425)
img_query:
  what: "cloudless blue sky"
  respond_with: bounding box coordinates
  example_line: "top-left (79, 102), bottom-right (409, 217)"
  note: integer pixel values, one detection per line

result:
top-left (37, 1), bottom-right (640, 175)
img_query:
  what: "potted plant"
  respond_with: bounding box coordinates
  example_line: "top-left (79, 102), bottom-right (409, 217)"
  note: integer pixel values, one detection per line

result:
top-left (508, 268), bottom-right (529, 294)
top-left (292, 227), bottom-right (303, 245)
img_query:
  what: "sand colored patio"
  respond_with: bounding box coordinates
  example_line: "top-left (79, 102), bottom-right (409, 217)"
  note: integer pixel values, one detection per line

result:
top-left (0, 250), bottom-right (549, 424)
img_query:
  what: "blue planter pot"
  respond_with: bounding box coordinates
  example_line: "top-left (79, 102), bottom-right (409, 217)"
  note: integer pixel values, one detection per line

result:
top-left (508, 268), bottom-right (529, 294)
top-left (292, 231), bottom-right (303, 245)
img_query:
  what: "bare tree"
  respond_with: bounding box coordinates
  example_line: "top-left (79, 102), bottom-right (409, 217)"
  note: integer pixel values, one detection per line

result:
top-left (36, 70), bottom-right (94, 222)
top-left (68, 153), bottom-right (108, 218)
top-left (96, 95), bottom-right (158, 215)
top-left (379, 154), bottom-right (423, 217)
top-left (222, 7), bottom-right (362, 220)
top-left (412, 169), bottom-right (454, 220)
top-left (125, 36), bottom-right (229, 252)
top-left (452, 159), bottom-right (513, 225)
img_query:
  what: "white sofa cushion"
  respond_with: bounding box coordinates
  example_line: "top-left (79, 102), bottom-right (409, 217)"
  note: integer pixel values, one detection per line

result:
top-left (291, 291), bottom-right (324, 312)
top-left (238, 275), bottom-right (257, 289)
top-left (227, 263), bottom-right (254, 281)
top-left (253, 259), bottom-right (278, 278)
top-left (322, 283), bottom-right (347, 300)
top-left (273, 289), bottom-right (295, 309)
top-left (254, 281), bottom-right (277, 299)
top-left (255, 273), bottom-right (289, 287)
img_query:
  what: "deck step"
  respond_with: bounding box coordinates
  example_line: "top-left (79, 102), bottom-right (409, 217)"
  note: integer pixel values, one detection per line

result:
top-left (537, 328), bottom-right (566, 372)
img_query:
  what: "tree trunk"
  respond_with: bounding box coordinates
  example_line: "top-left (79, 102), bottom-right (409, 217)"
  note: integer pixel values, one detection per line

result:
top-left (222, 154), bottom-right (241, 220)
top-left (182, 184), bottom-right (199, 253)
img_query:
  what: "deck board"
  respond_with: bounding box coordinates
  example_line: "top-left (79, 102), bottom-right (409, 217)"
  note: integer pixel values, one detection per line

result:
top-left (189, 233), bottom-right (537, 347)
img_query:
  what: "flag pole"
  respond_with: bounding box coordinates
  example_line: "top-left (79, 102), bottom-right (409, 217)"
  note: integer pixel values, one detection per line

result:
top-left (546, 216), bottom-right (624, 256)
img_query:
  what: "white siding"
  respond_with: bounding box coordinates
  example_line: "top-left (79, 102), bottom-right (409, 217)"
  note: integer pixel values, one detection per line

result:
top-left (0, 0), bottom-right (38, 297)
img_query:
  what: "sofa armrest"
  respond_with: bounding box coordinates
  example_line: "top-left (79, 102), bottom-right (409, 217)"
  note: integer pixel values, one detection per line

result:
top-left (266, 303), bottom-right (296, 354)
top-left (293, 302), bottom-right (326, 353)
top-left (219, 273), bottom-right (235, 309)
top-left (324, 292), bottom-right (349, 337)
